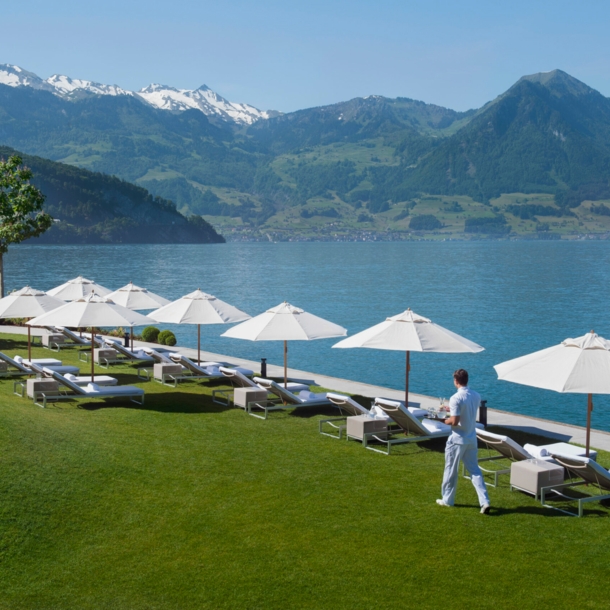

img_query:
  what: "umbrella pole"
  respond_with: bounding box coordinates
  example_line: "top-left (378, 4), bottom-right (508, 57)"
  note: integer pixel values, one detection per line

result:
top-left (91, 327), bottom-right (95, 382)
top-left (131, 325), bottom-right (134, 351)
top-left (28, 323), bottom-right (32, 361)
top-left (586, 393), bottom-right (593, 457)
top-left (284, 340), bottom-right (288, 389)
top-left (405, 350), bottom-right (410, 405)
top-left (198, 324), bottom-right (201, 366)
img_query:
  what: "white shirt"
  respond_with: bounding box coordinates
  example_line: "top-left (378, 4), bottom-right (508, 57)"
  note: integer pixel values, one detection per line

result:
top-left (448, 386), bottom-right (480, 445)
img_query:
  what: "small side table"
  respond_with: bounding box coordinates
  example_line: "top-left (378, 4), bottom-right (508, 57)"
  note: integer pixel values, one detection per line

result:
top-left (234, 387), bottom-right (267, 410)
top-left (346, 415), bottom-right (388, 442)
top-left (510, 459), bottom-right (564, 500)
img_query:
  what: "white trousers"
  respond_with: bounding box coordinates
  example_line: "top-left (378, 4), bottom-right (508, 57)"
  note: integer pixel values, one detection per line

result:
top-left (441, 438), bottom-right (490, 507)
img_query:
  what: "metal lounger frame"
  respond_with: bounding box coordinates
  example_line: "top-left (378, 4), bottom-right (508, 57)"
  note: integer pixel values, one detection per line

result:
top-left (34, 369), bottom-right (145, 408)
top-left (319, 394), bottom-right (371, 439)
top-left (540, 454), bottom-right (610, 517)
top-left (368, 399), bottom-right (451, 455)
top-left (245, 397), bottom-right (329, 420)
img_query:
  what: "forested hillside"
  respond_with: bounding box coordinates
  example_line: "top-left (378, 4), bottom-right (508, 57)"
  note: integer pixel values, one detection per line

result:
top-left (0, 146), bottom-right (224, 244)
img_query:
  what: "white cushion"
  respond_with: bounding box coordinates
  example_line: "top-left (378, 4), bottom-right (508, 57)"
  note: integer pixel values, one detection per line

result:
top-left (86, 383), bottom-right (101, 392)
top-left (421, 419), bottom-right (451, 434)
top-left (14, 355), bottom-right (23, 363)
top-left (65, 373), bottom-right (77, 381)
top-left (524, 443), bottom-right (550, 458)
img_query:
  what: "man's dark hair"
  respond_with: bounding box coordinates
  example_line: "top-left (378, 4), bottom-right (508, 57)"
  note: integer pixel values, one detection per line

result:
top-left (453, 369), bottom-right (469, 386)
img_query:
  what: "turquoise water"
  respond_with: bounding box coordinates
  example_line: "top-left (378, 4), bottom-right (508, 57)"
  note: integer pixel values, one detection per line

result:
top-left (7, 241), bottom-right (610, 431)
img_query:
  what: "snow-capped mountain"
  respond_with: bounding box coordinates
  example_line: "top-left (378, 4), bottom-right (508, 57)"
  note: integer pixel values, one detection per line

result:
top-left (137, 83), bottom-right (272, 124)
top-left (0, 64), bottom-right (273, 125)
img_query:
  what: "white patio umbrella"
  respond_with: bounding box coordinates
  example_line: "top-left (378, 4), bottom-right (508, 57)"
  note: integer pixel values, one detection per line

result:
top-left (333, 308), bottom-right (484, 404)
top-left (221, 301), bottom-right (347, 387)
top-left (27, 293), bottom-right (154, 381)
top-left (106, 282), bottom-right (171, 349)
top-left (149, 289), bottom-right (250, 365)
top-left (47, 276), bottom-right (112, 301)
top-left (0, 286), bottom-right (64, 360)
top-left (494, 331), bottom-right (610, 456)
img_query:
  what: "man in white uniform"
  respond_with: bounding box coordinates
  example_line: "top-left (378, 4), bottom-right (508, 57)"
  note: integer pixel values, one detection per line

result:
top-left (436, 369), bottom-right (490, 514)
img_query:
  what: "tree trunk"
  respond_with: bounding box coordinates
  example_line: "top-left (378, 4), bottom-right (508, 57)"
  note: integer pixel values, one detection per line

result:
top-left (0, 252), bottom-right (4, 298)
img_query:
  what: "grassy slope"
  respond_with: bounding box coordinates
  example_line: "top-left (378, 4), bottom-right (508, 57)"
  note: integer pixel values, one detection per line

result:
top-left (1, 333), bottom-right (609, 609)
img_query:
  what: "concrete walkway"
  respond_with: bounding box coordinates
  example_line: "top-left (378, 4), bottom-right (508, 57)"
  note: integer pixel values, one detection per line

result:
top-left (6, 325), bottom-right (610, 452)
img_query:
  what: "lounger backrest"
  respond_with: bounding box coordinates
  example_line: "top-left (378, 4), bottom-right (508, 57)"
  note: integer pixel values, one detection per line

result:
top-left (374, 398), bottom-right (430, 436)
top-left (551, 455), bottom-right (610, 491)
top-left (476, 429), bottom-right (532, 461)
top-left (43, 367), bottom-right (86, 395)
top-left (104, 339), bottom-right (135, 358)
top-left (327, 393), bottom-right (370, 416)
top-left (170, 354), bottom-right (203, 374)
top-left (143, 348), bottom-right (173, 364)
top-left (55, 326), bottom-right (91, 345)
top-left (253, 377), bottom-right (301, 404)
top-left (219, 366), bottom-right (257, 388)
top-left (0, 351), bottom-right (31, 372)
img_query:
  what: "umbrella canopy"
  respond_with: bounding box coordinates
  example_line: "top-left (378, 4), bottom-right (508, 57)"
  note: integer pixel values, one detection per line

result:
top-left (47, 276), bottom-right (112, 301)
top-left (0, 286), bottom-right (64, 318)
top-left (0, 286), bottom-right (65, 359)
top-left (221, 302), bottom-right (347, 386)
top-left (28, 293), bottom-right (154, 380)
top-left (494, 331), bottom-right (610, 456)
top-left (149, 289), bottom-right (250, 364)
top-left (106, 282), bottom-right (170, 311)
top-left (333, 308), bottom-right (484, 403)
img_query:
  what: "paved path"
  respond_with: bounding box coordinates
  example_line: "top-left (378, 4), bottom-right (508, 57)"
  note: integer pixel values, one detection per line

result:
top-left (6, 325), bottom-right (610, 452)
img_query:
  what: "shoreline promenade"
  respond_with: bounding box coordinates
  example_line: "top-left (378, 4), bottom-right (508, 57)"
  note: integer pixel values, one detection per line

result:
top-left (6, 325), bottom-right (610, 452)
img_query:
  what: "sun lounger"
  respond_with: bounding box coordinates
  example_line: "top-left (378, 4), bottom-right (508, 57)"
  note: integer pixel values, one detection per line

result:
top-left (104, 338), bottom-right (155, 363)
top-left (141, 347), bottom-right (181, 365)
top-left (318, 393), bottom-right (372, 438)
top-left (0, 352), bottom-right (74, 379)
top-left (31, 367), bottom-right (144, 408)
top-left (473, 430), bottom-right (591, 487)
top-left (212, 366), bottom-right (309, 406)
top-left (166, 354), bottom-right (253, 387)
top-left (541, 455), bottom-right (610, 517)
top-left (366, 397), bottom-right (452, 455)
top-left (249, 377), bottom-right (331, 419)
top-left (5, 354), bottom-right (80, 376)
top-left (46, 326), bottom-right (105, 349)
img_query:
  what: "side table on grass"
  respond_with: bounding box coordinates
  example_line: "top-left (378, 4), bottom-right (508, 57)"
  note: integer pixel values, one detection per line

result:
top-left (510, 459), bottom-right (564, 500)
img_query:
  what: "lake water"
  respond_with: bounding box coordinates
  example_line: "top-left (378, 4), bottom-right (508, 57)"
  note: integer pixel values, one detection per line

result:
top-left (7, 241), bottom-right (610, 431)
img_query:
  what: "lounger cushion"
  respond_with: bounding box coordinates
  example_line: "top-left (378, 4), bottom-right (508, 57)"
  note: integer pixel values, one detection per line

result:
top-left (87, 383), bottom-right (101, 391)
top-left (524, 444), bottom-right (550, 458)
top-left (299, 390), bottom-right (328, 401)
top-left (369, 405), bottom-right (390, 419)
top-left (421, 419), bottom-right (451, 434)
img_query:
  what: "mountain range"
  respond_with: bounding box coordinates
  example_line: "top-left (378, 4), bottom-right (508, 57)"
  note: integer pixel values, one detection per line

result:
top-left (2, 64), bottom-right (610, 240)
top-left (0, 64), bottom-right (275, 125)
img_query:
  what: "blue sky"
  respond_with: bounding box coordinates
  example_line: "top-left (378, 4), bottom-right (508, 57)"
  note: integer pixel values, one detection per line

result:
top-left (3, 0), bottom-right (609, 112)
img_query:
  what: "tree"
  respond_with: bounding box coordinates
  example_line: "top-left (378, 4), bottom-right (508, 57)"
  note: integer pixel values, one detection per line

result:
top-left (0, 156), bottom-right (52, 296)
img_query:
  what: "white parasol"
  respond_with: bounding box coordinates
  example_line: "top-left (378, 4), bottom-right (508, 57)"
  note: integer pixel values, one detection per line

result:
top-left (47, 276), bottom-right (112, 301)
top-left (221, 301), bottom-right (347, 387)
top-left (0, 286), bottom-right (64, 359)
top-left (149, 289), bottom-right (250, 364)
top-left (27, 293), bottom-right (154, 381)
top-left (333, 308), bottom-right (484, 403)
top-left (106, 282), bottom-right (171, 349)
top-left (494, 331), bottom-right (610, 456)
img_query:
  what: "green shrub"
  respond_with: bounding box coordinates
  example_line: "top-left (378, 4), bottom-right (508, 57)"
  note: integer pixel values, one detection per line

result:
top-left (142, 326), bottom-right (160, 343)
top-left (158, 330), bottom-right (177, 346)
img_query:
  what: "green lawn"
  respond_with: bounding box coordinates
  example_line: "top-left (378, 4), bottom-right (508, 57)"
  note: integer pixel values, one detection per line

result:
top-left (1, 332), bottom-right (609, 609)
